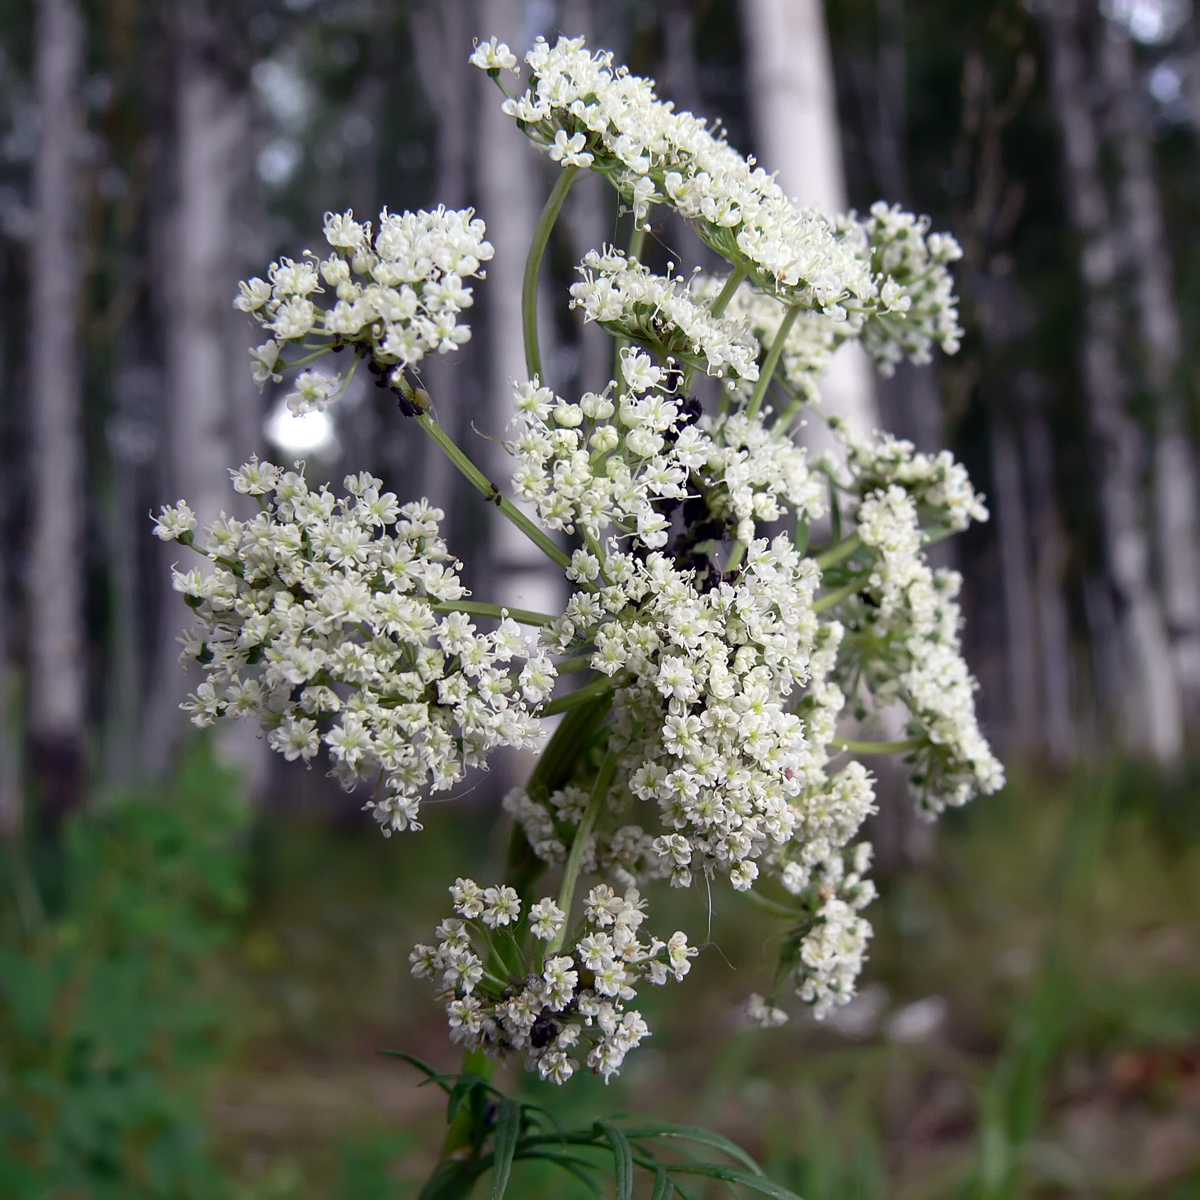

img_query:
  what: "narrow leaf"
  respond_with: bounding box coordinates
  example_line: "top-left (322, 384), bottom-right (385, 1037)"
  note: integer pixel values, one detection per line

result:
top-left (447, 1072), bottom-right (482, 1124)
top-left (596, 1120), bottom-right (634, 1200)
top-left (620, 1122), bottom-right (764, 1175)
top-left (418, 1159), bottom-right (480, 1200)
top-left (516, 1149), bottom-right (604, 1196)
top-left (379, 1051), bottom-right (454, 1095)
top-left (651, 1165), bottom-right (674, 1200)
top-left (670, 1163), bottom-right (803, 1200)
top-left (520, 1100), bottom-right (566, 1141)
top-left (491, 1096), bottom-right (522, 1200)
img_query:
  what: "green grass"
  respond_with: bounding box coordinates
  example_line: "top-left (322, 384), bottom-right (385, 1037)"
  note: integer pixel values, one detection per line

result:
top-left (6, 752), bottom-right (1200, 1198)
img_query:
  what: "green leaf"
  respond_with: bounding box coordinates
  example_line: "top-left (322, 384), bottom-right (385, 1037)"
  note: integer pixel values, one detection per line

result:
top-left (418, 1158), bottom-right (480, 1200)
top-left (447, 1072), bottom-right (484, 1125)
top-left (517, 1149), bottom-right (604, 1196)
top-left (491, 1096), bottom-right (521, 1200)
top-left (596, 1120), bottom-right (634, 1200)
top-left (519, 1100), bottom-right (566, 1141)
top-left (651, 1165), bottom-right (674, 1200)
top-left (379, 1051), bottom-right (455, 1095)
top-left (669, 1162), bottom-right (803, 1199)
top-left (619, 1122), bottom-right (765, 1175)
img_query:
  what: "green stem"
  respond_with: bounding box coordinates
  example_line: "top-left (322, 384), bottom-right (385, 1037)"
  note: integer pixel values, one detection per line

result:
top-left (813, 533), bottom-right (862, 570)
top-left (524, 165), bottom-right (581, 382)
top-left (683, 265), bottom-right (750, 393)
top-left (740, 888), bottom-right (800, 919)
top-left (813, 572), bottom-right (872, 613)
top-left (833, 737), bottom-right (925, 755)
top-left (746, 304), bottom-right (801, 420)
top-left (283, 345), bottom-right (334, 369)
top-left (504, 691), bottom-right (614, 900)
top-left (549, 747), bottom-right (618, 954)
top-left (430, 600), bottom-right (556, 627)
top-left (554, 652), bottom-right (595, 674)
top-left (613, 216), bottom-right (649, 384)
top-left (540, 674), bottom-right (614, 717)
top-left (725, 541), bottom-right (746, 573)
top-left (709, 265), bottom-right (747, 319)
top-left (416, 414), bottom-right (570, 571)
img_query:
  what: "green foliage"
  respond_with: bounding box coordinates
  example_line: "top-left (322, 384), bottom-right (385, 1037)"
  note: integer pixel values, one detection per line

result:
top-left (390, 1054), bottom-right (801, 1200)
top-left (0, 739), bottom-right (250, 1199)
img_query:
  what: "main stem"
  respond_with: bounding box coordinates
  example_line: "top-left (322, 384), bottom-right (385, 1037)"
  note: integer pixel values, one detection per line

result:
top-left (548, 747), bottom-right (617, 954)
top-left (524, 165), bottom-right (581, 382)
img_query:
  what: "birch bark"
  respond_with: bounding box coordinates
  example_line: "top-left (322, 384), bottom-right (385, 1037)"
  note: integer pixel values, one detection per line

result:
top-left (478, 0), bottom-right (565, 621)
top-left (740, 0), bottom-right (878, 437)
top-left (1045, 0), bottom-right (1182, 760)
top-left (1103, 19), bottom-right (1200, 709)
top-left (28, 0), bottom-right (86, 820)
top-left (145, 0), bottom-right (256, 775)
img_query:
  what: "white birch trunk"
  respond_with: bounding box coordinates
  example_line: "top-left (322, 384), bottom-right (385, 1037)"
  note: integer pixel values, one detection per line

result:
top-left (411, 0), bottom-right (473, 521)
top-left (740, 0), bottom-right (878, 438)
top-left (479, 0), bottom-right (565, 621)
top-left (146, 2), bottom-right (261, 781)
top-left (28, 0), bottom-right (86, 817)
top-left (991, 415), bottom-right (1041, 753)
top-left (1103, 21), bottom-right (1200, 706)
top-left (1045, 0), bottom-right (1182, 760)
top-left (1022, 399), bottom-right (1076, 764)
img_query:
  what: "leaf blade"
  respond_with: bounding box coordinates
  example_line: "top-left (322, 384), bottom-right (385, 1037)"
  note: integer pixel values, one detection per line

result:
top-left (619, 1122), bottom-right (764, 1175)
top-left (596, 1120), bottom-right (634, 1200)
top-left (491, 1095), bottom-right (522, 1200)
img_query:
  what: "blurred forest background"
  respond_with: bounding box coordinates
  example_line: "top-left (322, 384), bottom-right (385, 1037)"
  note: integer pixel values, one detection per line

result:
top-left (2, 0), bottom-right (1200, 1196)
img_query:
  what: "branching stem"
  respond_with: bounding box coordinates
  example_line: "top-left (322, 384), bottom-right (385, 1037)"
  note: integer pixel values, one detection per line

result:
top-left (549, 747), bottom-right (618, 954)
top-left (524, 165), bottom-right (581, 382)
top-left (745, 304), bottom-right (801, 420)
top-left (416, 414), bottom-right (570, 571)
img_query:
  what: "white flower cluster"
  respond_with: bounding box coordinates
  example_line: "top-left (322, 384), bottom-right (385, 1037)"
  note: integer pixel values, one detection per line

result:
top-left (569, 248), bottom-right (761, 383)
top-left (483, 35), bottom-right (873, 311)
top-left (546, 539), bottom-right (824, 892)
top-left (857, 202), bottom-right (964, 375)
top-left (153, 461), bottom-right (553, 834)
top-left (695, 277), bottom-right (838, 405)
top-left (785, 841), bottom-right (877, 1019)
top-left (410, 879), bottom-right (696, 1083)
top-left (842, 427), bottom-right (988, 532)
top-left (508, 353), bottom-right (824, 551)
top-left (233, 206), bottom-right (493, 412)
top-left (831, 472), bottom-right (1005, 812)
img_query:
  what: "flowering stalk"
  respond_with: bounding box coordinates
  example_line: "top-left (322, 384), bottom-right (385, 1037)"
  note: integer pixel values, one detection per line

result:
top-left (548, 747), bottom-right (618, 954)
top-left (415, 413), bottom-right (570, 571)
top-left (523, 164), bottom-right (580, 381)
top-left (155, 40), bottom-right (1004, 1179)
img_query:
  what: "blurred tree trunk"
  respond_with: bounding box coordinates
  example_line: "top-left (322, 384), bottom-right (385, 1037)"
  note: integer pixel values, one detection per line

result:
top-left (855, 0), bottom-right (944, 452)
top-left (144, 0), bottom-right (255, 777)
top-left (991, 411), bottom-right (1041, 753)
top-left (740, 0), bottom-right (877, 436)
top-left (560, 0), bottom-right (611, 397)
top-left (1022, 392), bottom-right (1076, 765)
top-left (1044, 0), bottom-right (1182, 761)
top-left (1103, 20), bottom-right (1200, 715)
top-left (411, 0), bottom-right (474, 524)
top-left (478, 0), bottom-right (565, 619)
top-left (28, 0), bottom-right (87, 824)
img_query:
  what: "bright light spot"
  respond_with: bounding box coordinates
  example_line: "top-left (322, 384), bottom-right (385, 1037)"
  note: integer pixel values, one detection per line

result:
top-left (1149, 62), bottom-right (1183, 102)
top-left (265, 397), bottom-right (340, 458)
top-left (251, 58), bottom-right (313, 126)
top-left (257, 138), bottom-right (302, 186)
top-left (1103, 0), bottom-right (1190, 44)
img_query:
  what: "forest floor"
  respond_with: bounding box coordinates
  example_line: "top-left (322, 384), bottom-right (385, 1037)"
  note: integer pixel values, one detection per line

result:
top-left (205, 766), bottom-right (1200, 1200)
